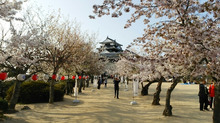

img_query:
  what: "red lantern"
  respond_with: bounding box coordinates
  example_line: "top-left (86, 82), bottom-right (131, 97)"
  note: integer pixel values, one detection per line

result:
top-left (78, 76), bottom-right (82, 79)
top-left (52, 75), bottom-right (56, 80)
top-left (83, 77), bottom-right (85, 79)
top-left (0, 72), bottom-right (7, 80)
top-left (61, 76), bottom-right (65, 80)
top-left (72, 76), bottom-right (75, 79)
top-left (32, 74), bottom-right (38, 81)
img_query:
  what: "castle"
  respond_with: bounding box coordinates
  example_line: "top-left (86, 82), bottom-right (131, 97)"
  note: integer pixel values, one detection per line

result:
top-left (97, 37), bottom-right (123, 62)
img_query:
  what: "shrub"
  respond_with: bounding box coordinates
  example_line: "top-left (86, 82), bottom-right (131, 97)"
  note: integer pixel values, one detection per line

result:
top-left (0, 80), bottom-right (15, 99)
top-left (54, 86), bottom-right (64, 101)
top-left (0, 97), bottom-right (8, 112)
top-left (55, 81), bottom-right (66, 93)
top-left (19, 81), bottom-right (49, 103)
top-left (6, 80), bottom-right (64, 104)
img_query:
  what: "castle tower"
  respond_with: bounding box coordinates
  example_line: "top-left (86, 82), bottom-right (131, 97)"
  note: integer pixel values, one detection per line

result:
top-left (97, 37), bottom-right (123, 62)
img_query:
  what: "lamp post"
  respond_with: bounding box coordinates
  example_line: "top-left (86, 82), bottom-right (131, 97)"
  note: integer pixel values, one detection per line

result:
top-left (91, 76), bottom-right (97, 92)
top-left (124, 76), bottom-right (128, 91)
top-left (130, 75), bottom-right (138, 105)
top-left (73, 75), bottom-right (80, 103)
top-left (121, 75), bottom-right (124, 86)
top-left (93, 76), bottom-right (97, 88)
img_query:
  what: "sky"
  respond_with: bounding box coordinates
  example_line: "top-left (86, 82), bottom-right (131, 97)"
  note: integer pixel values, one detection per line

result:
top-left (28, 0), bottom-right (145, 50)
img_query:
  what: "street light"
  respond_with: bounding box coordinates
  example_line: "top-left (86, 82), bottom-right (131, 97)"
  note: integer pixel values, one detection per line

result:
top-left (73, 75), bottom-right (80, 103)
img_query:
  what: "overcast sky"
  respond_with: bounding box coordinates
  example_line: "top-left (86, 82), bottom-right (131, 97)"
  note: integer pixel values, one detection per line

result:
top-left (29, 0), bottom-right (145, 50)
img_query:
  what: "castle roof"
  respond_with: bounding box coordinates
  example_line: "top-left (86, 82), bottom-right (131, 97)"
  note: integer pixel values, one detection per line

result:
top-left (99, 37), bottom-right (123, 46)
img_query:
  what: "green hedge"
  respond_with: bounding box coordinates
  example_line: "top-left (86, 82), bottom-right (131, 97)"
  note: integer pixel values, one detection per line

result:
top-left (0, 97), bottom-right (8, 112)
top-left (0, 80), bottom-right (15, 99)
top-left (56, 80), bottom-right (66, 93)
top-left (6, 81), bottom-right (65, 104)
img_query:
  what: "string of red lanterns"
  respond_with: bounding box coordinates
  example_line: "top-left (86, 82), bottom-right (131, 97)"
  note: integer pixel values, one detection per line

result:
top-left (78, 76), bottom-right (82, 79)
top-left (0, 72), bottom-right (7, 80)
top-left (52, 75), bottom-right (56, 80)
top-left (32, 74), bottom-right (38, 81)
top-left (0, 73), bottom-right (88, 81)
top-left (72, 76), bottom-right (75, 79)
top-left (61, 76), bottom-right (65, 80)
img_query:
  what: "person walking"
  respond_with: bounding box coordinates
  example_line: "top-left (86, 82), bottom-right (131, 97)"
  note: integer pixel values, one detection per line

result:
top-left (114, 77), bottom-right (120, 99)
top-left (104, 78), bottom-right (107, 88)
top-left (209, 81), bottom-right (215, 110)
top-left (97, 77), bottom-right (102, 89)
top-left (198, 81), bottom-right (209, 111)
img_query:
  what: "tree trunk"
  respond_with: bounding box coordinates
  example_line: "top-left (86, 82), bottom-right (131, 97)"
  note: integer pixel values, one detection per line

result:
top-left (141, 82), bottom-right (144, 88)
top-left (163, 79), bottom-right (178, 116)
top-left (91, 75), bottom-right (94, 84)
top-left (79, 79), bottom-right (83, 93)
top-left (141, 82), bottom-right (154, 96)
top-left (49, 80), bottom-right (55, 104)
top-left (65, 80), bottom-right (68, 95)
top-left (152, 81), bottom-right (163, 105)
top-left (8, 81), bottom-right (22, 111)
top-left (213, 82), bottom-right (220, 123)
top-left (86, 79), bottom-right (89, 87)
top-left (0, 81), bottom-right (2, 98)
top-left (66, 81), bottom-right (71, 95)
top-left (83, 79), bottom-right (86, 90)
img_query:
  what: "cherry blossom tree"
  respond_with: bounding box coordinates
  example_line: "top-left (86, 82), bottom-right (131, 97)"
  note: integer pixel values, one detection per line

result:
top-left (115, 57), bottom-right (140, 77)
top-left (0, 0), bottom-right (23, 21)
top-left (0, 11), bottom-right (48, 111)
top-left (117, 54), bottom-right (168, 105)
top-left (62, 36), bottom-right (103, 93)
top-left (91, 0), bottom-right (220, 119)
top-left (37, 12), bottom-right (101, 102)
top-left (139, 59), bottom-right (167, 105)
top-left (41, 18), bottom-right (87, 103)
top-left (85, 52), bottom-right (106, 76)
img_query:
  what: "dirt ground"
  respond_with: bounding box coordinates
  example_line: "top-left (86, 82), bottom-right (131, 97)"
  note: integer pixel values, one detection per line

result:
top-left (3, 79), bottom-right (213, 123)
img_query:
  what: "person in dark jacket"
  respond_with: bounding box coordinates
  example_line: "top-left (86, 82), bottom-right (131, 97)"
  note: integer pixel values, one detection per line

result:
top-left (104, 78), bottom-right (107, 88)
top-left (114, 77), bottom-right (120, 99)
top-left (97, 77), bottom-right (102, 89)
top-left (198, 81), bottom-right (209, 111)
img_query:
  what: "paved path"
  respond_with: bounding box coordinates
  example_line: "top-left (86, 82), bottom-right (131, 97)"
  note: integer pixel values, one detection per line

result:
top-left (3, 79), bottom-right (213, 123)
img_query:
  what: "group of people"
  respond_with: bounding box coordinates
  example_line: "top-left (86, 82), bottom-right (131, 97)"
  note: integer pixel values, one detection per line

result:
top-left (97, 77), bottom-right (108, 89)
top-left (97, 77), bottom-right (121, 99)
top-left (198, 80), bottom-right (215, 111)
